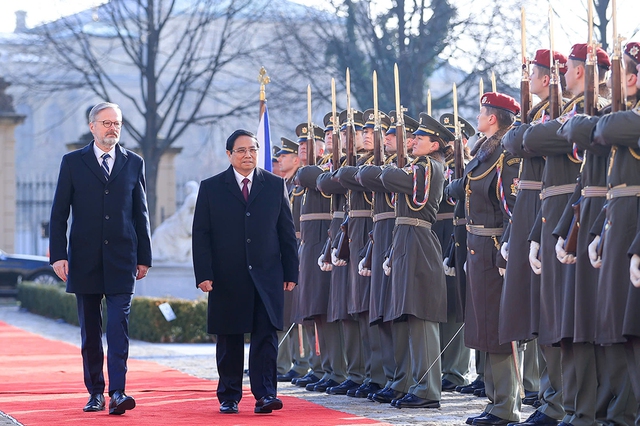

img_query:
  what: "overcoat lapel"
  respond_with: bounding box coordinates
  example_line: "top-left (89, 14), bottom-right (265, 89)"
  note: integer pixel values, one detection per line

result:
top-left (224, 166), bottom-right (248, 205)
top-left (81, 142), bottom-right (108, 183)
top-left (247, 168), bottom-right (265, 206)
top-left (109, 144), bottom-right (129, 182)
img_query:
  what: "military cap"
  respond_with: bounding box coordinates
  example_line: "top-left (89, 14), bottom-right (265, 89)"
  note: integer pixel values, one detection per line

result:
top-left (338, 109), bottom-right (364, 131)
top-left (533, 49), bottom-right (568, 75)
top-left (386, 111), bottom-right (419, 135)
top-left (625, 42), bottom-right (640, 65)
top-left (439, 113), bottom-right (476, 139)
top-left (481, 92), bottom-right (521, 116)
top-left (295, 123), bottom-right (325, 143)
top-left (323, 112), bottom-right (339, 132)
top-left (276, 137), bottom-right (299, 155)
top-left (568, 43), bottom-right (611, 70)
top-left (272, 145), bottom-right (281, 160)
top-left (414, 113), bottom-right (455, 142)
top-left (362, 108), bottom-right (392, 131)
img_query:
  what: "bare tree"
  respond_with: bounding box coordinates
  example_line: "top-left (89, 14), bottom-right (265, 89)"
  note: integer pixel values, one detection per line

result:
top-left (14, 0), bottom-right (268, 229)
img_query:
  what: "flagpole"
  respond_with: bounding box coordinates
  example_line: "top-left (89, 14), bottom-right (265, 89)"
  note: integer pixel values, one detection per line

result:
top-left (258, 67), bottom-right (270, 119)
top-left (257, 67), bottom-right (272, 171)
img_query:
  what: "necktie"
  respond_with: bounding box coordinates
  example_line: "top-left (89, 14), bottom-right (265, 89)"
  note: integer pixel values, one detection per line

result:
top-left (101, 153), bottom-right (111, 181)
top-left (241, 178), bottom-right (250, 202)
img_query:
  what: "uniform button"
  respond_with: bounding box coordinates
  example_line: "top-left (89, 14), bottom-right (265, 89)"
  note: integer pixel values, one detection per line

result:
top-left (104, 240), bottom-right (109, 245)
top-left (248, 265), bottom-right (252, 270)
top-left (246, 212), bottom-right (250, 217)
top-left (470, 249), bottom-right (475, 255)
top-left (247, 239), bottom-right (251, 243)
top-left (542, 217), bottom-right (546, 223)
top-left (105, 215), bottom-right (110, 220)
top-left (104, 189), bottom-right (109, 194)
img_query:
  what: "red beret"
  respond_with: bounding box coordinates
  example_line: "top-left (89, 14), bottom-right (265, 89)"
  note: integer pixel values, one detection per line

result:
top-left (533, 49), bottom-right (568, 75)
top-left (568, 43), bottom-right (611, 70)
top-left (625, 42), bottom-right (640, 65)
top-left (481, 92), bottom-right (521, 116)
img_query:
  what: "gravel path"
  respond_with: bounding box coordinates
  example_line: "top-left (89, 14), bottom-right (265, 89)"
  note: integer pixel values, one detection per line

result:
top-left (0, 299), bottom-right (535, 425)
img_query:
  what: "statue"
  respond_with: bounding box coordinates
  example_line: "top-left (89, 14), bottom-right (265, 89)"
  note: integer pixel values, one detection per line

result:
top-left (151, 181), bottom-right (199, 264)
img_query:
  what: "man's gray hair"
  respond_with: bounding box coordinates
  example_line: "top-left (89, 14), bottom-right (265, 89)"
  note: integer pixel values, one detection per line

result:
top-left (89, 102), bottom-right (121, 123)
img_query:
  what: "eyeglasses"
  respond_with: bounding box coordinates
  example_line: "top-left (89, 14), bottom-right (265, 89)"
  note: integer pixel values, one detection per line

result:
top-left (231, 147), bottom-right (259, 156)
top-left (95, 120), bottom-right (123, 129)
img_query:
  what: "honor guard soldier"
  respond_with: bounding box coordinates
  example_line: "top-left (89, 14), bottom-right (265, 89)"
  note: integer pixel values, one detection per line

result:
top-left (449, 92), bottom-right (522, 425)
top-left (378, 112), bottom-right (451, 409)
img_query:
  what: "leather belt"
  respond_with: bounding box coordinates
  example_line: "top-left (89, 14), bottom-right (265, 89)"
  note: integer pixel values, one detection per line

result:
top-left (332, 211), bottom-right (345, 219)
top-left (466, 225), bottom-right (503, 237)
top-left (436, 212), bottom-right (455, 221)
top-left (395, 217), bottom-right (432, 229)
top-left (581, 186), bottom-right (608, 198)
top-left (349, 209), bottom-right (372, 218)
top-left (300, 213), bottom-right (332, 221)
top-left (373, 212), bottom-right (395, 222)
top-left (518, 180), bottom-right (543, 191)
top-left (539, 184), bottom-right (576, 200)
top-left (453, 218), bottom-right (467, 226)
top-left (607, 185), bottom-right (640, 199)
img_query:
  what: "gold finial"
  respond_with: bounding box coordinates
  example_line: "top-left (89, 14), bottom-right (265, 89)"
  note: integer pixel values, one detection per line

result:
top-left (258, 67), bottom-right (271, 101)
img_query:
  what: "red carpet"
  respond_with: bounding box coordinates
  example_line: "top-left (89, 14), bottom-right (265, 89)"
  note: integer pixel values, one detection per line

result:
top-left (0, 322), bottom-right (388, 425)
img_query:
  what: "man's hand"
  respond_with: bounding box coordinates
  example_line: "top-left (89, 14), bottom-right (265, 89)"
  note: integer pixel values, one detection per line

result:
top-left (529, 241), bottom-right (542, 275)
top-left (284, 282), bottom-right (296, 291)
top-left (318, 254), bottom-right (333, 272)
top-left (555, 237), bottom-right (575, 264)
top-left (198, 280), bottom-right (213, 292)
top-left (358, 258), bottom-right (371, 277)
top-left (443, 258), bottom-right (455, 276)
top-left (500, 242), bottom-right (509, 262)
top-left (136, 265), bottom-right (150, 280)
top-left (332, 248), bottom-right (347, 267)
top-left (588, 235), bottom-right (602, 269)
top-left (52, 260), bottom-right (68, 282)
top-left (630, 254), bottom-right (640, 288)
top-left (382, 256), bottom-right (391, 276)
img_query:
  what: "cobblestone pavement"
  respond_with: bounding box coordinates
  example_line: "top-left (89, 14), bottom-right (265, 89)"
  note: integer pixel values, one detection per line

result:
top-left (0, 300), bottom-right (535, 425)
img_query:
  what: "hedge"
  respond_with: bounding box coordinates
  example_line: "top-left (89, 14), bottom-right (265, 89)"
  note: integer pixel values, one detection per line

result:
top-left (17, 282), bottom-right (212, 343)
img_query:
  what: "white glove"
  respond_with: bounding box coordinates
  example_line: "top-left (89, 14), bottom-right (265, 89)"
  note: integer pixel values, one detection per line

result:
top-left (463, 261), bottom-right (467, 275)
top-left (382, 256), bottom-right (391, 276)
top-left (332, 248), bottom-right (347, 267)
top-left (318, 254), bottom-right (332, 272)
top-left (498, 267), bottom-right (505, 276)
top-left (500, 242), bottom-right (509, 262)
top-left (529, 241), bottom-right (542, 275)
top-left (555, 237), bottom-right (576, 264)
top-left (588, 235), bottom-right (602, 269)
top-left (443, 258), bottom-right (456, 276)
top-left (630, 254), bottom-right (640, 288)
top-left (358, 258), bottom-right (371, 277)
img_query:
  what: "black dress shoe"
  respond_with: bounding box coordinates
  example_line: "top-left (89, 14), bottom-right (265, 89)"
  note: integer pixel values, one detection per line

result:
top-left (472, 413), bottom-right (511, 425)
top-left (466, 412), bottom-right (489, 425)
top-left (474, 387), bottom-right (487, 397)
top-left (372, 387), bottom-right (406, 404)
top-left (307, 379), bottom-right (340, 392)
top-left (348, 382), bottom-right (381, 398)
top-left (277, 370), bottom-right (301, 382)
top-left (394, 393), bottom-right (440, 409)
top-left (507, 410), bottom-right (559, 426)
top-left (326, 379), bottom-right (361, 395)
top-left (109, 390), bottom-right (135, 415)
top-left (220, 400), bottom-right (239, 414)
top-left (522, 390), bottom-right (539, 406)
top-left (254, 395), bottom-right (283, 414)
top-left (457, 378), bottom-right (485, 393)
top-left (297, 373), bottom-right (321, 388)
top-left (442, 378), bottom-right (458, 392)
top-left (83, 394), bottom-right (105, 412)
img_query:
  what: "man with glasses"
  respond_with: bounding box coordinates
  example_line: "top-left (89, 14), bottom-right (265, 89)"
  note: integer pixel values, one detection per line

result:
top-left (50, 102), bottom-right (152, 415)
top-left (192, 129), bottom-right (299, 415)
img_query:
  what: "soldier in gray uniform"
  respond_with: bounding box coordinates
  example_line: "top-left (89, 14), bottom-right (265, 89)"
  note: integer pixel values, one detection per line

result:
top-left (379, 112), bottom-right (450, 409)
top-left (449, 92), bottom-right (522, 425)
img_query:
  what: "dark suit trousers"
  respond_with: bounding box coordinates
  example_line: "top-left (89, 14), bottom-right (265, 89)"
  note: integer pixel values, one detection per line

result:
top-left (76, 293), bottom-right (132, 395)
top-left (216, 288), bottom-right (277, 403)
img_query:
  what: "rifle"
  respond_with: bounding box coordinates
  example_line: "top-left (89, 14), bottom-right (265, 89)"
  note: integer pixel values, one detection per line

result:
top-left (520, 6), bottom-right (532, 125)
top-left (548, 5), bottom-right (562, 119)
top-left (453, 83), bottom-right (464, 180)
top-left (321, 229), bottom-right (332, 264)
top-left (331, 78), bottom-right (341, 173)
top-left (584, 0), bottom-right (598, 116)
top-left (373, 70), bottom-right (384, 166)
top-left (307, 84), bottom-right (316, 166)
top-left (563, 196), bottom-right (582, 255)
top-left (361, 231), bottom-right (374, 270)
top-left (336, 216), bottom-right (350, 262)
top-left (345, 68), bottom-right (357, 167)
top-left (610, 0), bottom-right (626, 112)
top-left (394, 63), bottom-right (407, 168)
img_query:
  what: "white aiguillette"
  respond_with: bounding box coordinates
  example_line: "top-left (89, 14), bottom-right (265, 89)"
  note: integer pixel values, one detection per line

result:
top-left (158, 302), bottom-right (177, 322)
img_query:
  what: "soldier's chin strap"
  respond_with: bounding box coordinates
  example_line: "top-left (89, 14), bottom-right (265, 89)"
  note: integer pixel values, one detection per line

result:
top-left (277, 322), bottom-right (297, 348)
top-left (416, 323), bottom-right (465, 385)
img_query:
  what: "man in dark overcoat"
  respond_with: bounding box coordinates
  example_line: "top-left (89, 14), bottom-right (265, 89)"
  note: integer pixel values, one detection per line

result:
top-left (192, 129), bottom-right (299, 415)
top-left (50, 102), bottom-right (152, 415)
